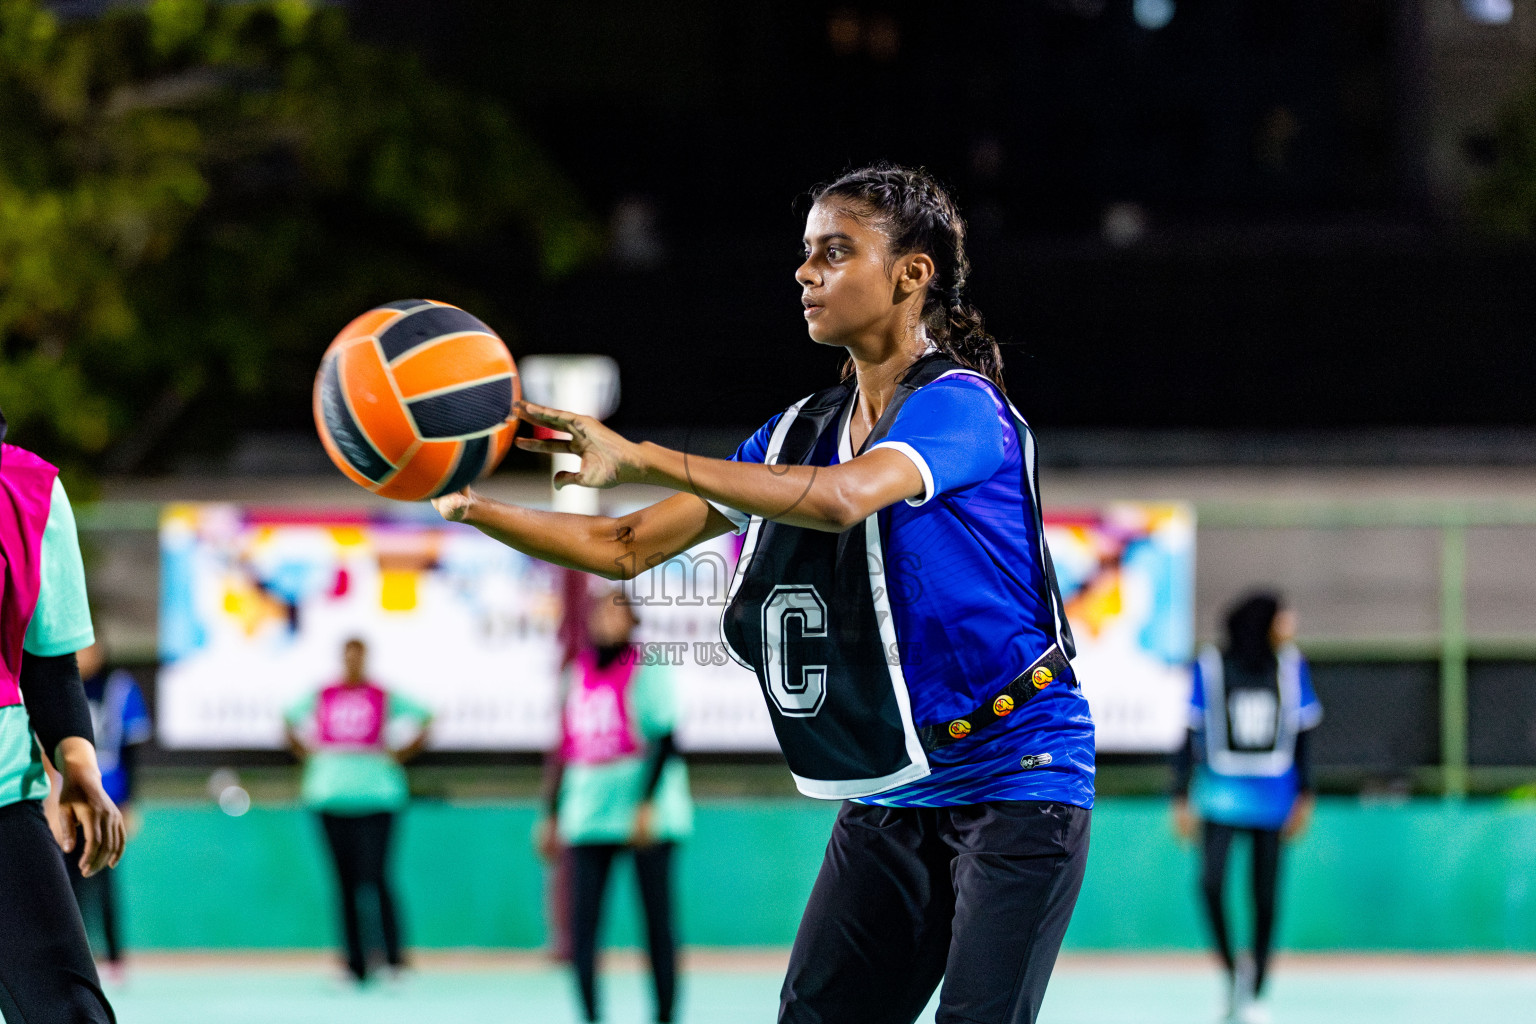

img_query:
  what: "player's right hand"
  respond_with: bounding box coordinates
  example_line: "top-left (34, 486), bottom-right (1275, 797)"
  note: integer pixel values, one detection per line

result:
top-left (1282, 792), bottom-right (1315, 841)
top-left (630, 801), bottom-right (656, 848)
top-left (513, 401), bottom-right (643, 490)
top-left (1172, 798), bottom-right (1197, 843)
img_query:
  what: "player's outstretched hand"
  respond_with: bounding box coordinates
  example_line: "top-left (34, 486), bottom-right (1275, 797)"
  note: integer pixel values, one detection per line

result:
top-left (54, 737), bottom-right (127, 877)
top-left (432, 487), bottom-right (477, 523)
top-left (514, 401), bottom-right (643, 490)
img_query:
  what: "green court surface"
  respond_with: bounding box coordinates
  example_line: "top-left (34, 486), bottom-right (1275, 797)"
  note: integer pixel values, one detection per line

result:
top-left (96, 953), bottom-right (1536, 1023)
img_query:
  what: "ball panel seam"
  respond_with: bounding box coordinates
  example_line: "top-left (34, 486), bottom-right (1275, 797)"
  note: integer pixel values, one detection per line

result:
top-left (339, 340), bottom-right (420, 461)
top-left (317, 354), bottom-right (394, 483)
top-left (372, 439), bottom-right (457, 501)
top-left (377, 305), bottom-right (495, 363)
top-left (406, 377), bottom-right (514, 440)
top-left (388, 333), bottom-right (513, 400)
top-left (434, 434), bottom-right (491, 498)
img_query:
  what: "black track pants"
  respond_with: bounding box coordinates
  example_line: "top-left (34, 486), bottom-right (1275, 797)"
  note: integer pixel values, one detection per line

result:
top-left (319, 811), bottom-right (402, 982)
top-left (1199, 822), bottom-right (1282, 993)
top-left (781, 800), bottom-right (1091, 1024)
top-left (0, 799), bottom-right (115, 1024)
top-left (569, 842), bottom-right (678, 1024)
top-left (66, 851), bottom-right (121, 964)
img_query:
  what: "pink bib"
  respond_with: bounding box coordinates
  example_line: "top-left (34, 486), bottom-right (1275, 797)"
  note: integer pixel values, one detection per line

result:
top-left (561, 649), bottom-right (641, 766)
top-left (316, 682), bottom-right (387, 748)
top-left (0, 445), bottom-right (58, 709)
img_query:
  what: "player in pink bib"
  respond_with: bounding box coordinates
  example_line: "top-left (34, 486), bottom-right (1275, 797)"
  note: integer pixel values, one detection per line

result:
top-left (285, 637), bottom-right (432, 984)
top-left (562, 647), bottom-right (644, 766)
top-left (0, 417), bottom-right (125, 1024)
top-left (315, 681), bottom-right (389, 750)
top-left (540, 591), bottom-right (692, 1024)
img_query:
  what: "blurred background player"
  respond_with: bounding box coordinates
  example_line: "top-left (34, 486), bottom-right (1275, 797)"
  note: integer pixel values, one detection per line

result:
top-left (0, 414), bottom-right (126, 1024)
top-left (1173, 592), bottom-right (1322, 1024)
top-left (540, 567), bottom-right (600, 964)
top-left (63, 641), bottom-right (152, 983)
top-left (539, 586), bottom-right (692, 1024)
top-left (284, 637), bottom-right (433, 985)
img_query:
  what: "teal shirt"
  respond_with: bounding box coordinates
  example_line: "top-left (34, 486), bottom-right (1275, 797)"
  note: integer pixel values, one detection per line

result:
top-left (557, 663), bottom-right (693, 845)
top-left (285, 689), bottom-right (432, 814)
top-left (0, 478), bottom-right (95, 808)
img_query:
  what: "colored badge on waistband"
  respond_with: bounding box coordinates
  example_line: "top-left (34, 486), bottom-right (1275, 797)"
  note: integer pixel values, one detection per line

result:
top-left (1031, 666), bottom-right (1054, 689)
top-left (993, 694), bottom-right (1015, 716)
top-left (948, 719), bottom-right (972, 739)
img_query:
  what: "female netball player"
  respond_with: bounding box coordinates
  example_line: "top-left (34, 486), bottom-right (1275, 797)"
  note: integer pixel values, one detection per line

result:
top-left (1173, 592), bottom-right (1321, 1024)
top-left (435, 164), bottom-right (1093, 1024)
top-left (0, 412), bottom-right (126, 1024)
top-left (540, 587), bottom-right (691, 1024)
top-left (284, 637), bottom-right (433, 984)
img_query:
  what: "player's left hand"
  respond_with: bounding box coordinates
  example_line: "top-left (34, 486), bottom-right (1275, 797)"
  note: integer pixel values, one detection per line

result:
top-left (536, 815), bottom-right (565, 862)
top-left (514, 401), bottom-right (644, 490)
top-left (431, 487), bottom-right (477, 523)
top-left (1282, 793), bottom-right (1315, 841)
top-left (630, 801), bottom-right (656, 848)
top-left (55, 737), bottom-right (127, 877)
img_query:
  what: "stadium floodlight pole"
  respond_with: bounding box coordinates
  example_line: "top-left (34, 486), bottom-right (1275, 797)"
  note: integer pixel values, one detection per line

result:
top-left (518, 356), bottom-right (621, 516)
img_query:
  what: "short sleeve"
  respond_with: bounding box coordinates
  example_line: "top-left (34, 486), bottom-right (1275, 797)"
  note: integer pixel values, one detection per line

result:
top-left (1295, 658), bottom-right (1323, 731)
top-left (868, 377), bottom-right (1007, 507)
top-left (1188, 660), bottom-right (1207, 730)
top-left (23, 478), bottom-right (96, 656)
top-left (631, 664), bottom-right (678, 739)
top-left (387, 690), bottom-right (434, 724)
top-left (120, 675), bottom-right (153, 745)
top-left (707, 413), bottom-right (783, 535)
top-left (283, 692), bottom-right (317, 728)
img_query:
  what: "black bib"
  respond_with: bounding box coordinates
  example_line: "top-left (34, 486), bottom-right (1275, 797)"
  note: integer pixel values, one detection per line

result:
top-left (1196, 644), bottom-right (1305, 777)
top-left (720, 356), bottom-right (1074, 799)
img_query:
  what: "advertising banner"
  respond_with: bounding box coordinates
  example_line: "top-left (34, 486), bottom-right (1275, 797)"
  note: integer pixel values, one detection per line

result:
top-left (1044, 503), bottom-right (1196, 753)
top-left (158, 502), bottom-right (1192, 753)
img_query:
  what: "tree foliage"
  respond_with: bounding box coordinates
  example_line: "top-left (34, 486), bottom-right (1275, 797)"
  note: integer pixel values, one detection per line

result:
top-left (0, 0), bottom-right (601, 481)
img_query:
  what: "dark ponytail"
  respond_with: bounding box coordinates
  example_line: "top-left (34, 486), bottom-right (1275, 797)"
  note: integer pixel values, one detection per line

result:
top-left (1224, 592), bottom-right (1282, 673)
top-left (810, 163), bottom-right (1005, 391)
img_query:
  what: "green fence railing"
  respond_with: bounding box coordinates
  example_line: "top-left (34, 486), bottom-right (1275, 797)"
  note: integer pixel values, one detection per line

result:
top-left (1198, 499), bottom-right (1536, 799)
top-left (80, 496), bottom-right (1536, 798)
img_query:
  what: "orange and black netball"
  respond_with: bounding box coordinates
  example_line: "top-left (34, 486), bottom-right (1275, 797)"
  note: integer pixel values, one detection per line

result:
top-left (313, 300), bottom-right (520, 501)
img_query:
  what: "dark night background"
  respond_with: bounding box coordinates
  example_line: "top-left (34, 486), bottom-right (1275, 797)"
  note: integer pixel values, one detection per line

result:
top-left (331, 0), bottom-right (1536, 442)
top-left (27, 0), bottom-right (1535, 466)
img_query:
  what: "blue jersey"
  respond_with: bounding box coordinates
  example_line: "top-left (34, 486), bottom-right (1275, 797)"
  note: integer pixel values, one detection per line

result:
top-left (716, 370), bottom-right (1095, 809)
top-left (1190, 645), bottom-right (1321, 829)
top-left (84, 669), bottom-right (152, 806)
